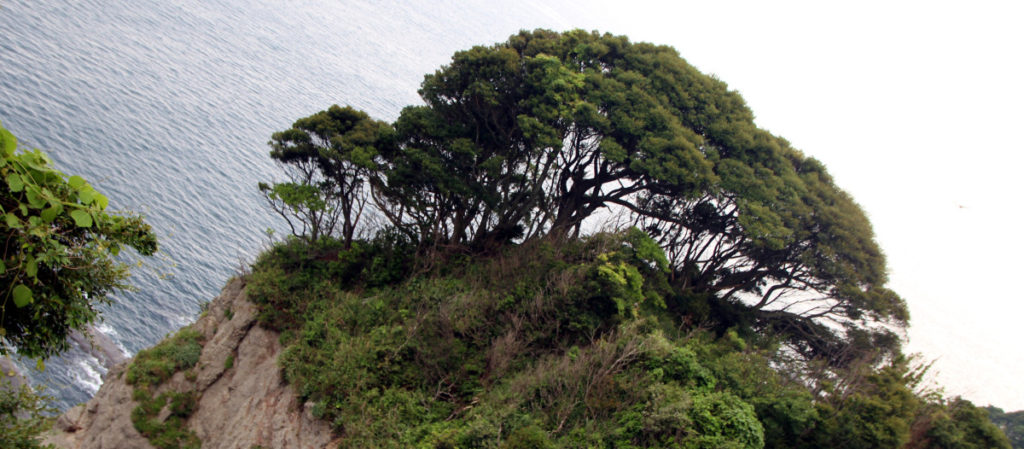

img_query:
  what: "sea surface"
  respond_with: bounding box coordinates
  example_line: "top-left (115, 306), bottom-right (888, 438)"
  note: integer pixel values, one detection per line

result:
top-left (0, 0), bottom-right (592, 410)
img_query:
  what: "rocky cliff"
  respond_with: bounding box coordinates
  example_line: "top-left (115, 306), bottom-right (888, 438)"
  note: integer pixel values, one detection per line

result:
top-left (43, 278), bottom-right (337, 449)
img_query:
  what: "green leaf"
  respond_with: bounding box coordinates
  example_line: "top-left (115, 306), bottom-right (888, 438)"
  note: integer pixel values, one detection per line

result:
top-left (36, 358), bottom-right (45, 372)
top-left (25, 256), bottom-right (38, 278)
top-left (5, 213), bottom-right (20, 228)
top-left (6, 172), bottom-right (24, 192)
top-left (79, 188), bottom-right (97, 205)
top-left (25, 187), bottom-right (46, 208)
top-left (68, 175), bottom-right (87, 190)
top-left (0, 260), bottom-right (6, 272)
top-left (41, 206), bottom-right (59, 223)
top-left (12, 284), bottom-right (32, 308)
top-left (0, 127), bottom-right (16, 157)
top-left (95, 193), bottom-right (109, 210)
top-left (70, 209), bottom-right (93, 227)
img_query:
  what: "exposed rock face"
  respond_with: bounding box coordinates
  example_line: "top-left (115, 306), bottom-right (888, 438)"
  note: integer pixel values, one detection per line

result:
top-left (44, 278), bottom-right (338, 449)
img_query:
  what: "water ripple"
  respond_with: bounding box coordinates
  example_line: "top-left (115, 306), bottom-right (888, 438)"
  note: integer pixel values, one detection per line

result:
top-left (1, 0), bottom-right (585, 410)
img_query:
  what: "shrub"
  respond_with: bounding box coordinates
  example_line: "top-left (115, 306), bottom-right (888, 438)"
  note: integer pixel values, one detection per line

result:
top-left (0, 380), bottom-right (55, 449)
top-left (126, 328), bottom-right (203, 388)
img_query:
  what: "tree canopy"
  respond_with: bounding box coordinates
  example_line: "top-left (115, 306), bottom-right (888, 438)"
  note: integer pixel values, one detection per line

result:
top-left (0, 121), bottom-right (158, 359)
top-left (261, 29), bottom-right (907, 366)
top-left (986, 406), bottom-right (1024, 449)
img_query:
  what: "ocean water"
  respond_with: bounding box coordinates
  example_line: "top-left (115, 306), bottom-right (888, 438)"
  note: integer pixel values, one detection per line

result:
top-left (0, 0), bottom-right (592, 410)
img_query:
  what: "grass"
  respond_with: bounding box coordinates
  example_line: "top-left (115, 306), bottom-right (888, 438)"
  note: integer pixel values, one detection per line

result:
top-left (125, 327), bottom-right (204, 449)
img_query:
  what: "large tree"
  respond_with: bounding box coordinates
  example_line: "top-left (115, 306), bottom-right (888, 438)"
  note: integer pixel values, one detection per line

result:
top-left (0, 121), bottom-right (157, 359)
top-left (265, 29), bottom-right (906, 364)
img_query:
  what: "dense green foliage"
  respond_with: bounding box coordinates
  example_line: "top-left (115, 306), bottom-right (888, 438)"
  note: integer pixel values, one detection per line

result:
top-left (246, 233), bottom-right (1011, 449)
top-left (987, 407), bottom-right (1024, 449)
top-left (900, 398), bottom-right (1012, 449)
top-left (125, 328), bottom-right (203, 449)
top-left (262, 30), bottom-right (905, 367)
top-left (126, 328), bottom-right (203, 387)
top-left (249, 232), bottom-right (767, 448)
top-left (0, 121), bottom-right (158, 359)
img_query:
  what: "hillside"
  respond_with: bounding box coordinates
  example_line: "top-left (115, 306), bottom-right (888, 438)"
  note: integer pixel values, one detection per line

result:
top-left (43, 232), bottom-right (1011, 448)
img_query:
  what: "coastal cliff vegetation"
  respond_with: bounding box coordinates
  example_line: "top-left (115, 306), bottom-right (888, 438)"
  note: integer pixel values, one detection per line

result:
top-left (0, 119), bottom-right (157, 449)
top-left (3, 29), bottom-right (1015, 449)
top-left (247, 29), bottom-right (1011, 449)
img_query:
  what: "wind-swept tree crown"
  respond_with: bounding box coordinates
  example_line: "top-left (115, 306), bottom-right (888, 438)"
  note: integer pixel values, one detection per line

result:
top-left (262, 29), bottom-right (905, 364)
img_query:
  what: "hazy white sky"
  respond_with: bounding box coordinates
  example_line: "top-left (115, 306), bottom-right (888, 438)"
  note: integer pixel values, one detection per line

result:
top-left (557, 0), bottom-right (1024, 409)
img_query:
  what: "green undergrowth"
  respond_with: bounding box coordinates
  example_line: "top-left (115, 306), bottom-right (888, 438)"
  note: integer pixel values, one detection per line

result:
top-left (125, 327), bottom-right (203, 449)
top-left (245, 230), bottom-right (1011, 449)
top-left (247, 230), bottom-right (788, 449)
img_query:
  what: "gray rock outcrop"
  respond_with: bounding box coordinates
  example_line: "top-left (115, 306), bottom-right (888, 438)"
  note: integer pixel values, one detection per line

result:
top-left (68, 326), bottom-right (128, 370)
top-left (43, 278), bottom-right (338, 449)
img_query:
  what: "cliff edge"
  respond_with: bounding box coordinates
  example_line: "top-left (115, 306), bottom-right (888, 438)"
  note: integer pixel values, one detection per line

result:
top-left (43, 278), bottom-right (337, 449)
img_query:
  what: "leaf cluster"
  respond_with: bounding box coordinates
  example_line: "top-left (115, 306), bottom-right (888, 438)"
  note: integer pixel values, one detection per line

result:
top-left (0, 121), bottom-right (158, 358)
top-left (0, 380), bottom-right (56, 449)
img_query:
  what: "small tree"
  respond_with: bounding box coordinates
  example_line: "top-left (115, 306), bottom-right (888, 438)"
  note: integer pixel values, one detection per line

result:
top-left (0, 121), bottom-right (157, 359)
top-left (258, 180), bottom-right (340, 244)
top-left (262, 105), bottom-right (389, 247)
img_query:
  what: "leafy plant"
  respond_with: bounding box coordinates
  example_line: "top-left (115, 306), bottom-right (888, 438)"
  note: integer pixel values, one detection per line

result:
top-left (0, 380), bottom-right (55, 449)
top-left (0, 120), bottom-right (157, 358)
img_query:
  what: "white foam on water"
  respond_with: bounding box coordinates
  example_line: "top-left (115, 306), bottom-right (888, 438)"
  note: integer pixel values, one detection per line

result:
top-left (73, 357), bottom-right (104, 394)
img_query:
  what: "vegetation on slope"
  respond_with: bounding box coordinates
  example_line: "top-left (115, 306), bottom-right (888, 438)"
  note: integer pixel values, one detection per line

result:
top-left (261, 29), bottom-right (906, 371)
top-left (125, 328), bottom-right (203, 449)
top-left (250, 29), bottom-right (1012, 449)
top-left (249, 231), bottom-right (767, 448)
top-left (246, 232), bottom-right (1010, 449)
